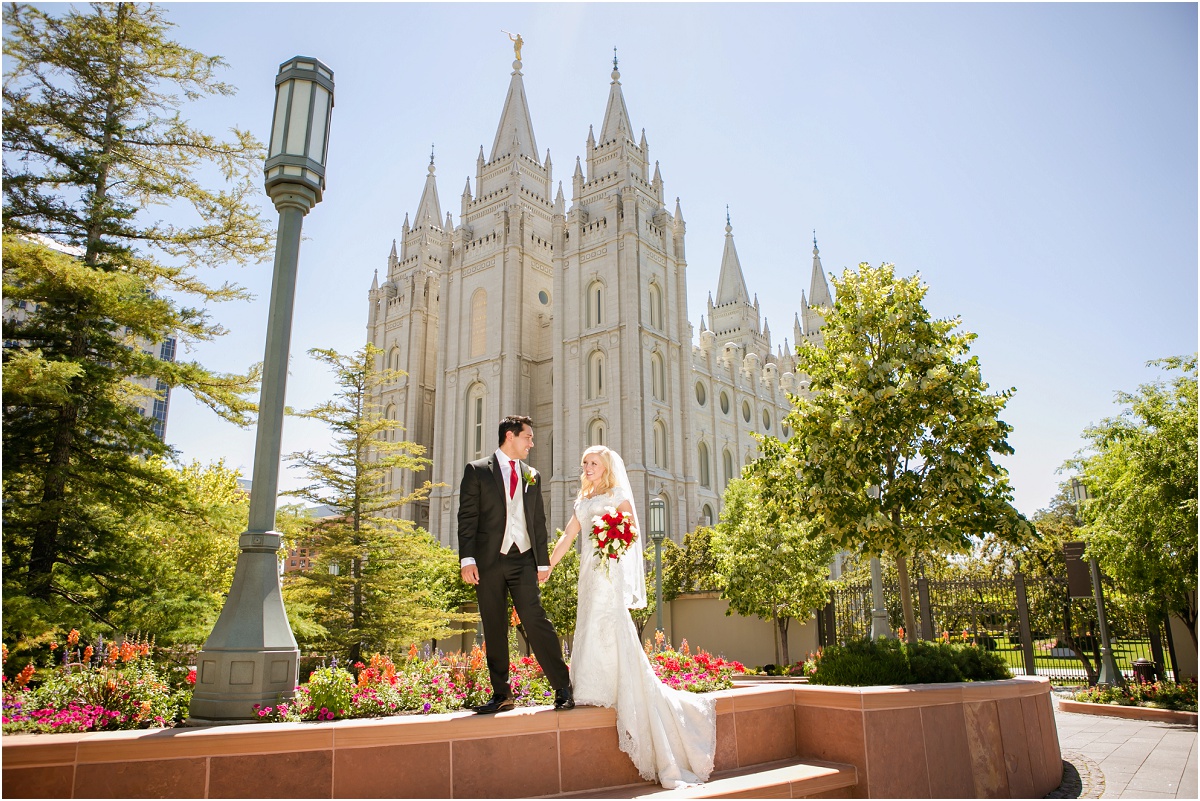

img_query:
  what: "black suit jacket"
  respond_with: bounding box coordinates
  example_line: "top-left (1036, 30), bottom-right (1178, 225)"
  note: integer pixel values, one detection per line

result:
top-left (457, 455), bottom-right (548, 572)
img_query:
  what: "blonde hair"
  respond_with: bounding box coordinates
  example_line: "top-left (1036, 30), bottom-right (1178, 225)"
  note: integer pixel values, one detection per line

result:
top-left (578, 445), bottom-right (617, 500)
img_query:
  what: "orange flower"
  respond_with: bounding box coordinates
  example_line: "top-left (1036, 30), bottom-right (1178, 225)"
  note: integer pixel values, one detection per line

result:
top-left (14, 664), bottom-right (36, 688)
top-left (67, 629), bottom-right (80, 647)
top-left (83, 645), bottom-right (94, 662)
top-left (49, 641), bottom-right (57, 652)
top-left (510, 608), bottom-right (521, 628)
top-left (681, 639), bottom-right (690, 655)
top-left (408, 643), bottom-right (419, 661)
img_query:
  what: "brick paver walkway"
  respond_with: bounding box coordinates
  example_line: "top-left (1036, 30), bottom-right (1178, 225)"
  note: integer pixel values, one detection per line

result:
top-left (1048, 704), bottom-right (1197, 799)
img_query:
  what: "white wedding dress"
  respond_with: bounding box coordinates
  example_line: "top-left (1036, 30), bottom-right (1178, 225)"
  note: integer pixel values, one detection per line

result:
top-left (570, 485), bottom-right (717, 789)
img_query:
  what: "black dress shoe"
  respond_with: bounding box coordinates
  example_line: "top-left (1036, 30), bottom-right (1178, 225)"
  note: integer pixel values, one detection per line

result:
top-left (474, 696), bottom-right (515, 715)
top-left (554, 686), bottom-right (575, 710)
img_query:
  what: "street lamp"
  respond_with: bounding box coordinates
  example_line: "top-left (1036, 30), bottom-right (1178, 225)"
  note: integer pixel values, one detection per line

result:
top-left (188, 57), bottom-right (334, 724)
top-left (648, 497), bottom-right (666, 635)
top-left (1071, 478), bottom-right (1123, 687)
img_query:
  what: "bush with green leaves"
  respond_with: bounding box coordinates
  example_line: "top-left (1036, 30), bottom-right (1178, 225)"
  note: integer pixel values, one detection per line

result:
top-left (805, 638), bottom-right (1011, 686)
top-left (1073, 679), bottom-right (1197, 712)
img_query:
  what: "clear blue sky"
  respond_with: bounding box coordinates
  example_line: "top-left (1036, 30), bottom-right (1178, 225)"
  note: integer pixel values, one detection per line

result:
top-left (144, 2), bottom-right (1196, 520)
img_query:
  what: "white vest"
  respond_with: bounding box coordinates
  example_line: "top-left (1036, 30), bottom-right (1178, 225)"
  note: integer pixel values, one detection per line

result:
top-left (499, 464), bottom-right (531, 554)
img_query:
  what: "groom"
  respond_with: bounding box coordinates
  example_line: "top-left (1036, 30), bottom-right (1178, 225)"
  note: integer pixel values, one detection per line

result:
top-left (458, 414), bottom-right (574, 713)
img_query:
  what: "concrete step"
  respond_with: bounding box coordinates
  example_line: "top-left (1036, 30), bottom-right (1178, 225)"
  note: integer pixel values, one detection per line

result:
top-left (553, 757), bottom-right (858, 799)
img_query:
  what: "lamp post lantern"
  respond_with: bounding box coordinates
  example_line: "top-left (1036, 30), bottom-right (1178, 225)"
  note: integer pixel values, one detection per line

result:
top-left (648, 497), bottom-right (666, 636)
top-left (1071, 478), bottom-right (1123, 687)
top-left (188, 57), bottom-right (334, 725)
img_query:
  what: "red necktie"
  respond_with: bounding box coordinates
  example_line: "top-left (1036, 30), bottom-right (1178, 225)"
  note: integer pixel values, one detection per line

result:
top-left (509, 460), bottom-right (518, 499)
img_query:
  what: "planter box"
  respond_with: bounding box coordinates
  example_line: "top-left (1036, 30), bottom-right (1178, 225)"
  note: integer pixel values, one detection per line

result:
top-left (1057, 698), bottom-right (1198, 726)
top-left (1, 678), bottom-right (1061, 798)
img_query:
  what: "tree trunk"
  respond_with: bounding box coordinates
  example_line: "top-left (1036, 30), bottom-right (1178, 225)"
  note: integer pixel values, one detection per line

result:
top-left (778, 616), bottom-right (791, 666)
top-left (895, 553), bottom-right (918, 644)
top-left (771, 614), bottom-right (781, 666)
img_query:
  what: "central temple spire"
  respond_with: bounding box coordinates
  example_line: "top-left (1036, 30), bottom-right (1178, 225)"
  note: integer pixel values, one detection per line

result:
top-left (489, 54), bottom-right (539, 163)
top-left (599, 51), bottom-right (633, 144)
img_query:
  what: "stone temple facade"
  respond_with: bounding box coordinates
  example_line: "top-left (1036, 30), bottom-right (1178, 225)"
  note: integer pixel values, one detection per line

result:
top-left (366, 55), bottom-right (834, 548)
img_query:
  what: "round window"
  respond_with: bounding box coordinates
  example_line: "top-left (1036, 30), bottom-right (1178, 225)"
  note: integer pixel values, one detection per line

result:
top-left (695, 381), bottom-right (707, 406)
top-left (720, 391), bottom-right (730, 415)
top-left (742, 400), bottom-right (751, 422)
top-left (763, 409), bottom-right (771, 430)
top-left (782, 422), bottom-right (790, 438)
top-left (538, 290), bottom-right (550, 305)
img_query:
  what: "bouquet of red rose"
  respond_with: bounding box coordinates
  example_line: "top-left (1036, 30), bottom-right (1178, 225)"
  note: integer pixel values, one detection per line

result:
top-left (589, 506), bottom-right (637, 573)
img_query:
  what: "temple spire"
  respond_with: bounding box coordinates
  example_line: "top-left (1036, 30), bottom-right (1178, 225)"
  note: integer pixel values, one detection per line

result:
top-left (599, 52), bottom-right (634, 144)
top-left (714, 212), bottom-right (750, 306)
top-left (489, 55), bottom-right (539, 163)
top-left (414, 153), bottom-right (443, 227)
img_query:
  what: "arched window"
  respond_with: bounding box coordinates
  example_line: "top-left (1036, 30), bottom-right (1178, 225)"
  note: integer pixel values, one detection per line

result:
top-left (384, 404), bottom-right (397, 442)
top-left (587, 350), bottom-right (605, 399)
top-left (702, 503), bottom-right (714, 527)
top-left (650, 351), bottom-right (665, 402)
top-left (698, 441), bottom-right (711, 488)
top-left (648, 281), bottom-right (663, 329)
top-left (723, 449), bottom-right (734, 488)
top-left (588, 418), bottom-right (606, 447)
top-left (586, 280), bottom-right (604, 328)
top-left (469, 289), bottom-right (487, 358)
top-left (653, 420), bottom-right (668, 468)
top-left (466, 383), bottom-right (486, 460)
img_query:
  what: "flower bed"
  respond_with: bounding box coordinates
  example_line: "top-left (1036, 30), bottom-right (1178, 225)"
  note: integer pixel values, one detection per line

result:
top-left (4, 633), bottom-right (744, 732)
top-left (1071, 679), bottom-right (1197, 712)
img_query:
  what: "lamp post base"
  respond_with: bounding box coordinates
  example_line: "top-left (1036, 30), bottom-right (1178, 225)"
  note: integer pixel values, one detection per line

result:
top-left (186, 646), bottom-right (300, 725)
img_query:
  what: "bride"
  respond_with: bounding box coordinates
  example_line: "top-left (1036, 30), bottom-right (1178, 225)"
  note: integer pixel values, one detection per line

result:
top-left (549, 445), bottom-right (716, 789)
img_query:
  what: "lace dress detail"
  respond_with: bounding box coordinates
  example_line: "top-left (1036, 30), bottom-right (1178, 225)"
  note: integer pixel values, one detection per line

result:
top-left (570, 487), bottom-right (717, 789)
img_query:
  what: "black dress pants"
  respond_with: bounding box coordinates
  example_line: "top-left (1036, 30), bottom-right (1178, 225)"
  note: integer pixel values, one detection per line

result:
top-left (476, 548), bottom-right (571, 698)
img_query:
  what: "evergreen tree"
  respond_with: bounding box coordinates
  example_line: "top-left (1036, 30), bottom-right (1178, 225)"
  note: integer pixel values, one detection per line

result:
top-left (778, 264), bottom-right (1029, 642)
top-left (280, 345), bottom-right (471, 664)
top-left (2, 3), bottom-right (270, 625)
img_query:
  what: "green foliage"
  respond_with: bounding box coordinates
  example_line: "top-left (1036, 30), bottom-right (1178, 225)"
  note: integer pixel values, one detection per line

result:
top-left (303, 666), bottom-right (355, 718)
top-left (2, 2), bottom-right (270, 628)
top-left (711, 474), bottom-right (833, 666)
top-left (1071, 355), bottom-right (1198, 644)
top-left (808, 639), bottom-right (912, 686)
top-left (807, 638), bottom-right (1011, 686)
top-left (1073, 679), bottom-right (1197, 712)
top-left (661, 526), bottom-right (721, 600)
top-left (541, 529), bottom-right (580, 640)
top-left (773, 263), bottom-right (1028, 640)
top-left (281, 345), bottom-right (470, 664)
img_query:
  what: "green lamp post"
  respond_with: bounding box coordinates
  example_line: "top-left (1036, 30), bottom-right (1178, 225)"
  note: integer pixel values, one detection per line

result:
top-left (188, 57), bottom-right (334, 724)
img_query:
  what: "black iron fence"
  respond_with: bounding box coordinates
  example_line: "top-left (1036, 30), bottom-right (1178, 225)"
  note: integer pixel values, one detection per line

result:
top-left (822, 574), bottom-right (1179, 685)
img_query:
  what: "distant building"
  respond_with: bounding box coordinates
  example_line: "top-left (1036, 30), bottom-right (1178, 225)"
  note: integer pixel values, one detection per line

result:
top-left (368, 53), bottom-right (833, 547)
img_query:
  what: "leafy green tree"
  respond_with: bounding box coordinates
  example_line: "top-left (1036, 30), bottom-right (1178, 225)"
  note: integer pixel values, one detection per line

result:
top-left (776, 264), bottom-right (1029, 642)
top-left (541, 530), bottom-right (580, 642)
top-left (1072, 355), bottom-right (1198, 647)
top-left (280, 345), bottom-right (468, 663)
top-left (711, 473), bottom-right (834, 666)
top-left (2, 3), bottom-right (269, 622)
top-left (662, 526), bottom-right (721, 601)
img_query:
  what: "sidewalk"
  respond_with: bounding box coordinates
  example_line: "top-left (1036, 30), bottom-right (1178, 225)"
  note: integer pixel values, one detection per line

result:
top-left (1049, 697), bottom-right (1197, 799)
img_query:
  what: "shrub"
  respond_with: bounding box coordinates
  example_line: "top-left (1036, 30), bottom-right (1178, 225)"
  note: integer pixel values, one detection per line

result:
top-left (806, 638), bottom-right (1012, 686)
top-left (1073, 680), bottom-right (1197, 712)
top-left (808, 638), bottom-right (911, 686)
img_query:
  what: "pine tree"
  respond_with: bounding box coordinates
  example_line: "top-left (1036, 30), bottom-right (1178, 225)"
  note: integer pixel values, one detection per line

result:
top-left (2, 3), bottom-right (272, 626)
top-left (281, 345), bottom-right (472, 663)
